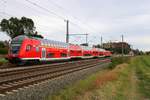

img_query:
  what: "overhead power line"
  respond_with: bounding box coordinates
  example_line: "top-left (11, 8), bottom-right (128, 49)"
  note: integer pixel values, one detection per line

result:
top-left (47, 0), bottom-right (98, 32)
top-left (25, 0), bottom-right (66, 20)
top-left (24, 0), bottom-right (94, 38)
top-left (25, 0), bottom-right (88, 32)
top-left (0, 12), bottom-right (14, 17)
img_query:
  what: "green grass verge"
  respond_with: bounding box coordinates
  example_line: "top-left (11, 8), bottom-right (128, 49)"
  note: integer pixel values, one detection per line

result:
top-left (108, 56), bottom-right (130, 69)
top-left (0, 58), bottom-right (8, 65)
top-left (134, 56), bottom-right (150, 99)
top-left (47, 69), bottom-right (107, 100)
top-left (47, 56), bottom-right (150, 100)
top-left (0, 48), bottom-right (8, 54)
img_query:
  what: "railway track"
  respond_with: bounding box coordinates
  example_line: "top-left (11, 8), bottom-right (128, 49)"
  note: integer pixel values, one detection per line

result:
top-left (0, 58), bottom-right (111, 94)
top-left (0, 58), bottom-right (101, 69)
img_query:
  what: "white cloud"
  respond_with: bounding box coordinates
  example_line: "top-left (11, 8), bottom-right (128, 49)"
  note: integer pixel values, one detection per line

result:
top-left (0, 32), bottom-right (11, 41)
top-left (0, 0), bottom-right (150, 51)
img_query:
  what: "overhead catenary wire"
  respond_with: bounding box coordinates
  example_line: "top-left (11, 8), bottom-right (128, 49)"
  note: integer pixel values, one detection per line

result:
top-left (47, 0), bottom-right (101, 45)
top-left (0, 12), bottom-right (15, 18)
top-left (0, 0), bottom-right (97, 34)
top-left (0, 0), bottom-right (100, 45)
top-left (24, 0), bottom-right (86, 36)
top-left (14, 0), bottom-right (48, 16)
top-left (25, 0), bottom-right (66, 20)
top-left (25, 0), bottom-right (85, 32)
top-left (47, 0), bottom-right (98, 33)
top-left (25, 0), bottom-right (96, 33)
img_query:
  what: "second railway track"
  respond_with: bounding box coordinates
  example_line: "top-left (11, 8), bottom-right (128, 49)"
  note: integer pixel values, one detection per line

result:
top-left (0, 58), bottom-right (111, 95)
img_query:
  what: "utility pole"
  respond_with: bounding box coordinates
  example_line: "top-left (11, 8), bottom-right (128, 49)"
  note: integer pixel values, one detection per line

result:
top-left (121, 34), bottom-right (124, 56)
top-left (101, 36), bottom-right (103, 48)
top-left (65, 20), bottom-right (69, 43)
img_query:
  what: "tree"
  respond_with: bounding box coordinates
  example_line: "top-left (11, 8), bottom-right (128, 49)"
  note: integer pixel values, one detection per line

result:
top-left (145, 51), bottom-right (150, 55)
top-left (0, 41), bottom-right (5, 48)
top-left (0, 17), bottom-right (43, 39)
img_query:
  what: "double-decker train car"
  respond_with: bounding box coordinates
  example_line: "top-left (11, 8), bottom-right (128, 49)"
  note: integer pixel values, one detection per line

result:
top-left (7, 35), bottom-right (112, 65)
top-left (69, 44), bottom-right (82, 58)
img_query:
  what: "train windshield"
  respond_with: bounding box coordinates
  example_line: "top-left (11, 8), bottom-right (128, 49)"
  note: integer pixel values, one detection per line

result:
top-left (11, 45), bottom-right (20, 54)
top-left (10, 35), bottom-right (27, 54)
top-left (11, 35), bottom-right (27, 44)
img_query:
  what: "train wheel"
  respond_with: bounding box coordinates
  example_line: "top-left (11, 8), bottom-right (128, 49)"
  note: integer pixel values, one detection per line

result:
top-left (17, 60), bottom-right (26, 66)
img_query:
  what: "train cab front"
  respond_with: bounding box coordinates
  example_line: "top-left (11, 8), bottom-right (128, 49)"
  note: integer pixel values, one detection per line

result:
top-left (8, 44), bottom-right (22, 64)
top-left (7, 35), bottom-right (26, 65)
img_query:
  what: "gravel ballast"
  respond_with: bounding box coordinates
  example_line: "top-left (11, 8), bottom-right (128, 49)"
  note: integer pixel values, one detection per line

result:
top-left (0, 62), bottom-right (110, 100)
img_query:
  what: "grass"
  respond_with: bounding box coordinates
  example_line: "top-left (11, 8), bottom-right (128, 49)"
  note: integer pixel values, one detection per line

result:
top-left (0, 48), bottom-right (8, 54)
top-left (0, 58), bottom-right (8, 66)
top-left (47, 69), bottom-right (108, 100)
top-left (108, 56), bottom-right (130, 69)
top-left (47, 56), bottom-right (150, 100)
top-left (134, 56), bottom-right (150, 99)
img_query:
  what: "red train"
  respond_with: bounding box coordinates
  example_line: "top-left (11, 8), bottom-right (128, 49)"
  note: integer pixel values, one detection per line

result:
top-left (7, 35), bottom-right (112, 65)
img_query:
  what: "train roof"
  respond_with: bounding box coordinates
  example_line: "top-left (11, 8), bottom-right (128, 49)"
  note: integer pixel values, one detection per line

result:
top-left (41, 39), bottom-right (69, 46)
top-left (13, 35), bottom-right (69, 46)
top-left (12, 35), bottom-right (108, 51)
top-left (81, 45), bottom-right (93, 50)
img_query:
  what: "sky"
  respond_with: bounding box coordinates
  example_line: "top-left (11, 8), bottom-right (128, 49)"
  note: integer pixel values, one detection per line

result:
top-left (0, 0), bottom-right (150, 51)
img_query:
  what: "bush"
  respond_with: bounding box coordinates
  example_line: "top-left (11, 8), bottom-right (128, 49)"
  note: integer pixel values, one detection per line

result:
top-left (0, 48), bottom-right (8, 54)
top-left (108, 57), bottom-right (130, 69)
top-left (0, 42), bottom-right (4, 48)
top-left (0, 58), bottom-right (8, 66)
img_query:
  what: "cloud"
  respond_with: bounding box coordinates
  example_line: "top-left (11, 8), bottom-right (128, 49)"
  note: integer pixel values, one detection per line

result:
top-left (0, 32), bottom-right (11, 41)
top-left (0, 0), bottom-right (150, 51)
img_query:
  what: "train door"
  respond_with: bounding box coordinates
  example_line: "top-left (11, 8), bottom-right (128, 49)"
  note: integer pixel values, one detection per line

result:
top-left (41, 48), bottom-right (46, 59)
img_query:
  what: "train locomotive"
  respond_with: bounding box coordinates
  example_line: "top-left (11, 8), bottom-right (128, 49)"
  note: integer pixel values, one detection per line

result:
top-left (7, 35), bottom-right (112, 65)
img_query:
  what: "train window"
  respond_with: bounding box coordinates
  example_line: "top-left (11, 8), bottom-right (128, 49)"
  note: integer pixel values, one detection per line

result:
top-left (70, 50), bottom-right (74, 53)
top-left (41, 42), bottom-right (44, 46)
top-left (50, 43), bottom-right (52, 47)
top-left (44, 42), bottom-right (47, 46)
top-left (48, 42), bottom-right (50, 46)
top-left (45, 41), bottom-right (47, 46)
top-left (61, 53), bottom-right (67, 57)
top-left (11, 45), bottom-right (20, 54)
top-left (26, 45), bottom-right (32, 51)
top-left (56, 43), bottom-right (58, 47)
top-left (79, 51), bottom-right (81, 53)
top-left (36, 47), bottom-right (39, 52)
top-left (57, 43), bottom-right (61, 48)
top-left (53, 43), bottom-right (55, 47)
top-left (47, 53), bottom-right (54, 58)
top-left (84, 54), bottom-right (91, 56)
top-left (55, 43), bottom-right (58, 48)
top-left (49, 43), bottom-right (51, 47)
top-left (42, 41), bottom-right (45, 46)
top-left (55, 43), bottom-right (57, 48)
top-left (99, 54), bottom-right (103, 56)
top-left (46, 41), bottom-right (49, 46)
